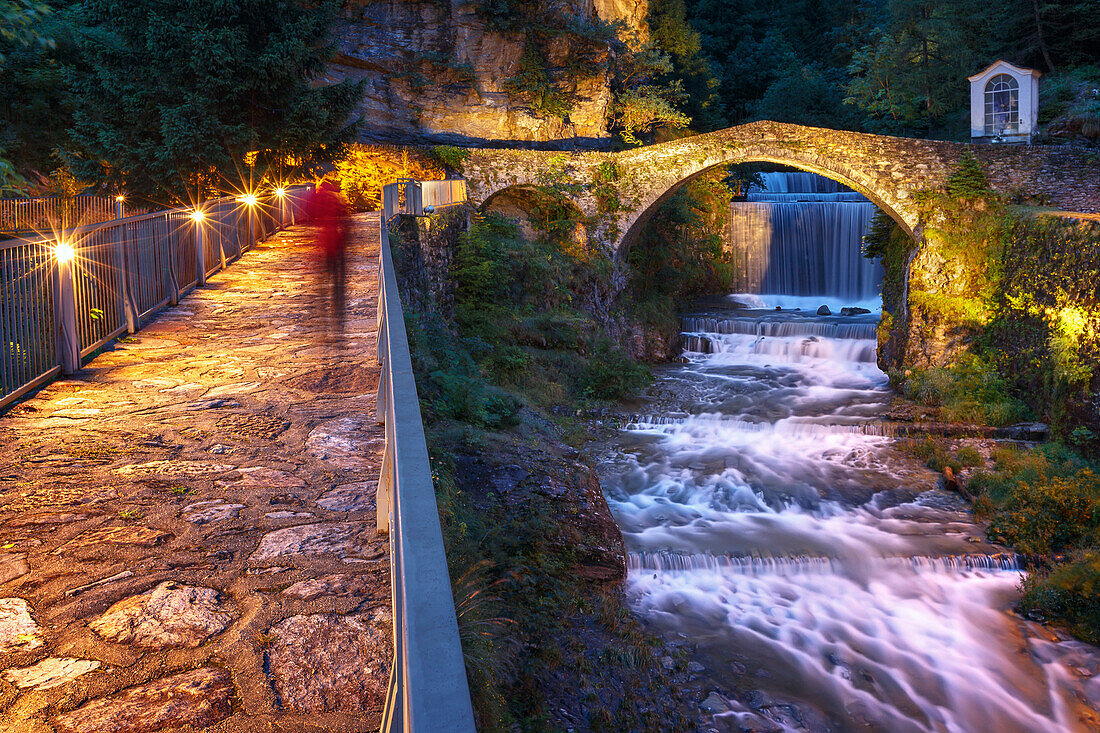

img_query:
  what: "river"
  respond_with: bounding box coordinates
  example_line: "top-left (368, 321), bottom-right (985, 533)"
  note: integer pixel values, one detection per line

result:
top-left (598, 173), bottom-right (1100, 732)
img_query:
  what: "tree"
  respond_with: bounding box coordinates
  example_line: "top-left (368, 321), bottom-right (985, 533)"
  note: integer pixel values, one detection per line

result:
top-left (65, 0), bottom-right (361, 203)
top-left (0, 0), bottom-right (59, 191)
top-left (844, 0), bottom-right (1007, 135)
top-left (610, 40), bottom-right (691, 145)
top-left (0, 0), bottom-right (53, 66)
top-left (646, 0), bottom-right (725, 131)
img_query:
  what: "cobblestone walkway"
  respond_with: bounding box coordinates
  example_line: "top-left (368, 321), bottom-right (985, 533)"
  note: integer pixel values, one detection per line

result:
top-left (0, 214), bottom-right (390, 733)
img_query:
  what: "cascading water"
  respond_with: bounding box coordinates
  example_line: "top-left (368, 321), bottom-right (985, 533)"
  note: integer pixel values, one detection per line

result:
top-left (601, 172), bottom-right (1100, 732)
top-left (729, 172), bottom-right (882, 306)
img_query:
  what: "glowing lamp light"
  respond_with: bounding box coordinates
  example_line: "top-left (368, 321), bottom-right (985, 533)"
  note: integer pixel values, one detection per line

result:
top-left (274, 187), bottom-right (286, 198)
top-left (115, 195), bottom-right (126, 202)
top-left (55, 242), bottom-right (75, 263)
top-left (240, 194), bottom-right (258, 206)
top-left (190, 210), bottom-right (205, 223)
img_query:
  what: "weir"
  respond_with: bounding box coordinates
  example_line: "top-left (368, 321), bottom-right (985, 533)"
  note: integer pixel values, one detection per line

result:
top-left (727, 172), bottom-right (882, 301)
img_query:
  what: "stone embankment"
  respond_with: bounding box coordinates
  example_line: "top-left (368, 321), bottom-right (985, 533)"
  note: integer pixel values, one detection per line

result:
top-left (0, 216), bottom-right (390, 732)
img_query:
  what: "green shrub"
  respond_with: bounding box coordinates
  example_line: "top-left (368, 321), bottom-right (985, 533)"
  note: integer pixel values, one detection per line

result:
top-left (893, 354), bottom-right (1030, 427)
top-left (970, 445), bottom-right (1100, 556)
top-left (580, 341), bottom-right (650, 400)
top-left (898, 437), bottom-right (981, 473)
top-left (429, 145), bottom-right (469, 172)
top-left (969, 443), bottom-right (1100, 641)
top-left (1020, 551), bottom-right (1100, 644)
top-left (427, 371), bottom-right (522, 429)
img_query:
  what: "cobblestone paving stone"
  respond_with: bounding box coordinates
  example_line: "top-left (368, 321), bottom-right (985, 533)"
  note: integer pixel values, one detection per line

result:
top-left (0, 214), bottom-right (390, 732)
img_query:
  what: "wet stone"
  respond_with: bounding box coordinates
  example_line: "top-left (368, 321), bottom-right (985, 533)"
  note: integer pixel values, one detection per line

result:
top-left (265, 511), bottom-right (313, 519)
top-left (0, 552), bottom-right (28, 584)
top-left (55, 526), bottom-right (170, 556)
top-left (3, 657), bottom-right (101, 690)
top-left (315, 482), bottom-right (377, 511)
top-left (250, 522), bottom-right (375, 562)
top-left (216, 413), bottom-right (289, 440)
top-left (8, 512), bottom-right (89, 527)
top-left (52, 667), bottom-right (234, 733)
top-left (216, 466), bottom-right (304, 490)
top-left (90, 581), bottom-right (234, 649)
top-left (115, 460), bottom-right (234, 477)
top-left (306, 417), bottom-right (383, 470)
top-left (282, 574), bottom-right (376, 601)
top-left (266, 609), bottom-right (390, 713)
top-left (182, 500), bottom-right (244, 524)
top-left (0, 597), bottom-right (41, 653)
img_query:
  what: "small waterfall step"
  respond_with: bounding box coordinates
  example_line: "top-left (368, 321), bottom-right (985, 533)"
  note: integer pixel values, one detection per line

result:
top-left (681, 316), bottom-right (879, 340)
top-left (628, 550), bottom-right (1023, 575)
top-left (729, 171), bottom-right (882, 301)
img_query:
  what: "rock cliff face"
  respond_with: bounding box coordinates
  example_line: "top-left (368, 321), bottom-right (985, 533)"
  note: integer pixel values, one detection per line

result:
top-left (328, 0), bottom-right (646, 148)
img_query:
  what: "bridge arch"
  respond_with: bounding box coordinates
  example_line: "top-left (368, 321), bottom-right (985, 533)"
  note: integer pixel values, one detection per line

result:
top-left (614, 153), bottom-right (917, 258)
top-left (479, 184), bottom-right (588, 248)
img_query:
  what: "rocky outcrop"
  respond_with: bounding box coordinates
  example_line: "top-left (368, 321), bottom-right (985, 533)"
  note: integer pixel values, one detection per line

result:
top-left (329, 0), bottom-right (647, 147)
top-left (454, 434), bottom-right (627, 582)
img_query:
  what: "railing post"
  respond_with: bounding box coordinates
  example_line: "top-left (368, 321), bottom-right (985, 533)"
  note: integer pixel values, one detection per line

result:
top-left (376, 433), bottom-right (393, 535)
top-left (218, 207), bottom-right (229, 271)
top-left (195, 215), bottom-right (206, 287)
top-left (111, 228), bottom-right (139, 334)
top-left (54, 243), bottom-right (80, 374)
top-left (163, 215), bottom-right (179, 306)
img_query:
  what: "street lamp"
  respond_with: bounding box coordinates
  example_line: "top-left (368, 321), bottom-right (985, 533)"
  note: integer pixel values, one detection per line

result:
top-left (55, 242), bottom-right (75, 263)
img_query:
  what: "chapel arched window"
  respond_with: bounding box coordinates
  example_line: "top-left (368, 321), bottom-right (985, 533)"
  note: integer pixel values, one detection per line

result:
top-left (985, 74), bottom-right (1019, 135)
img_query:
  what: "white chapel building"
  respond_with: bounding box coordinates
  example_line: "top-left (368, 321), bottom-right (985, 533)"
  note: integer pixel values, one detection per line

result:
top-left (968, 60), bottom-right (1041, 143)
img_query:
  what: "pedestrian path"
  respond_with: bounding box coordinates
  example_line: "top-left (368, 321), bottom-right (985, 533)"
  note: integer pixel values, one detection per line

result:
top-left (0, 214), bottom-right (389, 733)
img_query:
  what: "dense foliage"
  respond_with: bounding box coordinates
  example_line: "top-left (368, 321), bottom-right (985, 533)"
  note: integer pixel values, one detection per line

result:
top-left (1, 0), bottom-right (360, 201)
top-left (970, 445), bottom-right (1100, 643)
top-left (626, 168), bottom-right (736, 325)
top-left (678, 0), bottom-right (1100, 138)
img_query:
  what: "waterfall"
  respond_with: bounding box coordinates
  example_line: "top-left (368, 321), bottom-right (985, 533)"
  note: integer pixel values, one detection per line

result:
top-left (729, 172), bottom-right (882, 301)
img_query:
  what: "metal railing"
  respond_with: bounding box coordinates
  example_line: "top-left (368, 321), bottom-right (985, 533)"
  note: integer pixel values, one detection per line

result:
top-left (376, 216), bottom-right (476, 733)
top-left (382, 178), bottom-right (467, 222)
top-left (0, 185), bottom-right (312, 409)
top-left (0, 194), bottom-right (150, 234)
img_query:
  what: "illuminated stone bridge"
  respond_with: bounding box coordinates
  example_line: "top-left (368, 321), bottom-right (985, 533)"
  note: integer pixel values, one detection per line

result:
top-left (461, 120), bottom-right (1100, 368)
top-left (463, 120), bottom-right (1100, 251)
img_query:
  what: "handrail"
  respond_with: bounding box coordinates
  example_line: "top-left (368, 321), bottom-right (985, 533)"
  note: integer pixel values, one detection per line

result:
top-left (376, 218), bottom-right (476, 733)
top-left (0, 193), bottom-right (148, 234)
top-left (0, 185), bottom-right (313, 409)
top-left (382, 178), bottom-right (467, 222)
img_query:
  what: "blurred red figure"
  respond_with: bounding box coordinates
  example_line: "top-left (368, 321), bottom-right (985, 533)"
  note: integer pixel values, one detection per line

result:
top-left (306, 180), bottom-right (351, 331)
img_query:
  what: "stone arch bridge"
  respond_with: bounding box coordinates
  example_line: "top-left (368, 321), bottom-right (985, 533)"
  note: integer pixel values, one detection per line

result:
top-left (462, 120), bottom-right (1100, 252)
top-left (459, 120), bottom-right (1100, 369)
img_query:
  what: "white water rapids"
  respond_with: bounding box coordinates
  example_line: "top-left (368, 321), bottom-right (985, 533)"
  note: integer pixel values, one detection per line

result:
top-left (599, 174), bottom-right (1100, 732)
